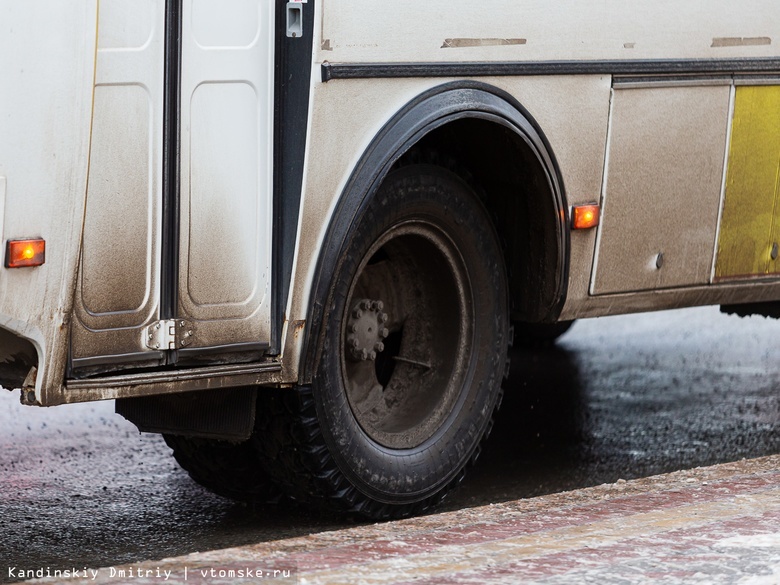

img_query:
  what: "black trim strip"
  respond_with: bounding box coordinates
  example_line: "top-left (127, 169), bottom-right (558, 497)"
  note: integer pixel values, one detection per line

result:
top-left (271, 0), bottom-right (315, 354)
top-left (322, 58), bottom-right (780, 82)
top-left (161, 0), bottom-right (182, 327)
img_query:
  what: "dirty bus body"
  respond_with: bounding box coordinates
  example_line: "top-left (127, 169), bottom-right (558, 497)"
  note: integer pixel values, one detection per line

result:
top-left (1, 1), bottom-right (779, 518)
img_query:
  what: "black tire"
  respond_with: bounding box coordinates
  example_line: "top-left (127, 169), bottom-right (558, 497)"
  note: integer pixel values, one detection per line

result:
top-left (254, 164), bottom-right (509, 519)
top-left (163, 434), bottom-right (281, 504)
top-left (513, 320), bottom-right (574, 347)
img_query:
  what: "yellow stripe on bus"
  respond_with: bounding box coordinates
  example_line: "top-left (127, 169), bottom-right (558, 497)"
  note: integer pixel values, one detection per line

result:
top-left (715, 85), bottom-right (780, 280)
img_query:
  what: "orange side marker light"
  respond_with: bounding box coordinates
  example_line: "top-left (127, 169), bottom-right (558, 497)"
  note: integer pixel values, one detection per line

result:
top-left (6, 239), bottom-right (45, 268)
top-left (572, 204), bottom-right (600, 230)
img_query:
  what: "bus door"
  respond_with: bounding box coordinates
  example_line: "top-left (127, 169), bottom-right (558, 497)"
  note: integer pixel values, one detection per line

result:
top-left (70, 0), bottom-right (275, 373)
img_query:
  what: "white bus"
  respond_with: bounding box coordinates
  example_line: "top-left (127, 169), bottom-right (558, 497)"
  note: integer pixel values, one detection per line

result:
top-left (1, 0), bottom-right (778, 518)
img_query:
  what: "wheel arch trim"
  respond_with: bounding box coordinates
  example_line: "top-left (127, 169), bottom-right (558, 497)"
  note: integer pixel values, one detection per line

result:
top-left (300, 80), bottom-right (569, 383)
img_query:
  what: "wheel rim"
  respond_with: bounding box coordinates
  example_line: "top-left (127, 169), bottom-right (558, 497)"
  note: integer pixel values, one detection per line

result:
top-left (340, 220), bottom-right (473, 450)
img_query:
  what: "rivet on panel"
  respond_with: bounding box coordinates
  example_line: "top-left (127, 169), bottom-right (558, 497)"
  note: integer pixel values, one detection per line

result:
top-left (655, 253), bottom-right (664, 270)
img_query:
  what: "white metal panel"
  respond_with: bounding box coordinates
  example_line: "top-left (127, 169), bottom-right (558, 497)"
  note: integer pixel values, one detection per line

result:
top-left (97, 0), bottom-right (156, 50)
top-left (591, 85), bottom-right (731, 295)
top-left (191, 0), bottom-right (260, 48)
top-left (179, 0), bottom-right (274, 349)
top-left (80, 85), bottom-right (155, 317)
top-left (71, 0), bottom-right (165, 361)
top-left (0, 1), bottom-right (98, 400)
top-left (320, 0), bottom-right (779, 63)
top-left (188, 83), bottom-right (260, 307)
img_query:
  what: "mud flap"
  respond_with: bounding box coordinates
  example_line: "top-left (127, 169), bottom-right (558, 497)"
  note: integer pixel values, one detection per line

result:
top-left (116, 387), bottom-right (257, 441)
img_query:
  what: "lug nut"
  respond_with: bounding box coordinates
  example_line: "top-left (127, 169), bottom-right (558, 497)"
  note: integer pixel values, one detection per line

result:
top-left (369, 351), bottom-right (377, 360)
top-left (375, 342), bottom-right (384, 352)
top-left (381, 328), bottom-right (389, 338)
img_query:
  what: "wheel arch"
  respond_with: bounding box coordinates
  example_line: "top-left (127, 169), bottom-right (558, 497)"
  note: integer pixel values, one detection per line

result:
top-left (301, 81), bottom-right (569, 384)
top-left (0, 325), bottom-right (39, 392)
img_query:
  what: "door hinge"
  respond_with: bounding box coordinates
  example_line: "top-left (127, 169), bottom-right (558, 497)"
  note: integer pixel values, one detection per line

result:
top-left (144, 320), bottom-right (196, 351)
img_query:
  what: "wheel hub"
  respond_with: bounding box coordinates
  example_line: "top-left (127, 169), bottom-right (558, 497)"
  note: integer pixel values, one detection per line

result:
top-left (345, 299), bottom-right (389, 361)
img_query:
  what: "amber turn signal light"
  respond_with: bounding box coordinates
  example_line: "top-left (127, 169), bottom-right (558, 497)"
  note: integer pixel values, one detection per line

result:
top-left (5, 239), bottom-right (45, 268)
top-left (572, 204), bottom-right (600, 230)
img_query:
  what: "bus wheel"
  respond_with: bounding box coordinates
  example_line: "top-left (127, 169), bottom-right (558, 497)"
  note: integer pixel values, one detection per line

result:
top-left (163, 434), bottom-right (282, 503)
top-left (255, 164), bottom-right (509, 519)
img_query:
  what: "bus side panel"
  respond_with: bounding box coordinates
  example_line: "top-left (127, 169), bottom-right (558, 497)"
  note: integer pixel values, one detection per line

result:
top-left (319, 0), bottom-right (778, 63)
top-left (283, 0), bottom-right (780, 371)
top-left (0, 2), bottom-right (98, 401)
